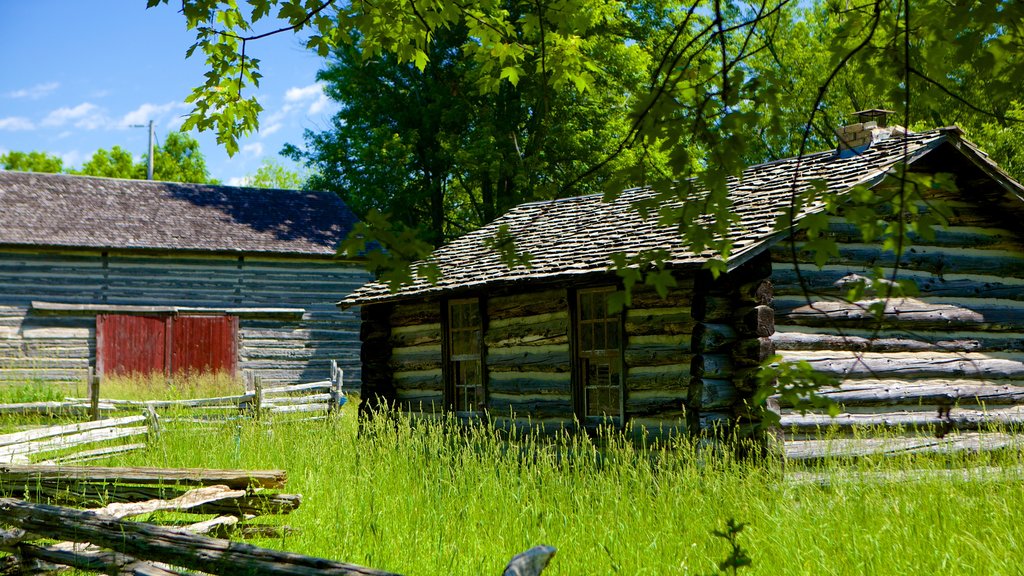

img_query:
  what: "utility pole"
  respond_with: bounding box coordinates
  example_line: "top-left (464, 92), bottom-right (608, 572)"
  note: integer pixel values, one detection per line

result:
top-left (146, 120), bottom-right (154, 180)
top-left (131, 120), bottom-right (155, 180)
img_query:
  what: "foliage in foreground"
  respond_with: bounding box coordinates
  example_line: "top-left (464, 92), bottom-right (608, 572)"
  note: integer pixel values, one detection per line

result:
top-left (105, 406), bottom-right (1024, 575)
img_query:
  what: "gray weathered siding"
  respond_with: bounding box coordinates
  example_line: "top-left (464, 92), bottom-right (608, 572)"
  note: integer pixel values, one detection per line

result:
top-left (0, 247), bottom-right (369, 386)
top-left (771, 189), bottom-right (1024, 435)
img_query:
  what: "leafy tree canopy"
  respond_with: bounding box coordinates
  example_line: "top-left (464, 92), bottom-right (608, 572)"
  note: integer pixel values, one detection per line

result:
top-left (240, 157), bottom-right (307, 189)
top-left (0, 151), bottom-right (64, 173)
top-left (2, 132), bottom-right (216, 184)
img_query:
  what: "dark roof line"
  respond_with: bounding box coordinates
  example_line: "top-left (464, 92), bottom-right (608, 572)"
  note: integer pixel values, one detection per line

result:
top-left (0, 171), bottom-right (360, 256)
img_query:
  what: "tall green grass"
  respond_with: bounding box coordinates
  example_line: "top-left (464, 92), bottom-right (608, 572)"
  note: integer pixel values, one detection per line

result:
top-left (107, 406), bottom-right (1024, 575)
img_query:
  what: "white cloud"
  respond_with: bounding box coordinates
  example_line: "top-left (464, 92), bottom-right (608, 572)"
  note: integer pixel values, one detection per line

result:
top-left (59, 149), bottom-right (87, 168)
top-left (227, 176), bottom-right (250, 186)
top-left (120, 102), bottom-right (186, 128)
top-left (284, 83), bottom-right (324, 103)
top-left (308, 93), bottom-right (330, 115)
top-left (42, 103), bottom-right (100, 128)
top-left (0, 117), bottom-right (35, 131)
top-left (7, 82), bottom-right (59, 100)
top-left (242, 142), bottom-right (264, 157)
top-left (260, 122), bottom-right (283, 137)
top-left (166, 114), bottom-right (187, 131)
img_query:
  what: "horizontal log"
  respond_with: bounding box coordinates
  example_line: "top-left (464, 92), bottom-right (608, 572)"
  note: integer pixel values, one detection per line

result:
top-left (262, 394), bottom-right (332, 407)
top-left (392, 369), bottom-right (443, 391)
top-left (809, 219), bottom-right (1024, 251)
top-left (0, 498), bottom-right (400, 576)
top-left (0, 466), bottom-right (286, 490)
top-left (777, 242), bottom-right (1024, 277)
top-left (785, 379), bottom-right (1024, 407)
top-left (625, 363), bottom-right (691, 391)
top-left (485, 313), bottom-right (569, 347)
top-left (388, 345), bottom-right (442, 372)
top-left (780, 404), bottom-right (1024, 433)
top-left (488, 290), bottom-right (568, 321)
top-left (773, 326), bottom-right (1024, 353)
top-left (628, 418), bottom-right (687, 442)
top-left (625, 392), bottom-right (686, 418)
top-left (776, 296), bottom-right (1024, 330)
top-left (772, 264), bottom-right (1024, 300)
top-left (624, 308), bottom-right (695, 336)
top-left (784, 431), bottom-right (1023, 460)
top-left (269, 403), bottom-right (331, 414)
top-left (488, 372), bottom-right (570, 395)
top-left (390, 301), bottom-right (441, 327)
top-left (624, 339), bottom-right (693, 368)
top-left (628, 281), bottom-right (694, 309)
top-left (487, 345), bottom-right (570, 373)
top-left (778, 350), bottom-right (1024, 379)
top-left (693, 295), bottom-right (733, 322)
top-left (488, 395), bottom-right (572, 420)
top-left (388, 323), bottom-right (441, 348)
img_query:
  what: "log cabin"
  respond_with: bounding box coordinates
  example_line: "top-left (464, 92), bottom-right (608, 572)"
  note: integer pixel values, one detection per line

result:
top-left (342, 114), bottom-right (1024, 448)
top-left (0, 171), bottom-right (370, 387)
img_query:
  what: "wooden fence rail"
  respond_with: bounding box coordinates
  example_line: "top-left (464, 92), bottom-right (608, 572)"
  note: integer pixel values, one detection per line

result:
top-left (0, 496), bottom-right (555, 576)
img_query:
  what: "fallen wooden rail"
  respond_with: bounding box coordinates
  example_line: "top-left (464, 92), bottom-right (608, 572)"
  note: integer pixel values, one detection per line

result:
top-left (0, 498), bottom-right (556, 576)
top-left (0, 498), bottom-right (396, 576)
top-left (0, 464), bottom-right (287, 489)
top-left (0, 414), bottom-right (154, 465)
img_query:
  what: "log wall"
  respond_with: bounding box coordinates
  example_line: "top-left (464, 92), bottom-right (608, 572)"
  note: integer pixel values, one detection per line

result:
top-left (364, 282), bottom-right (706, 437)
top-left (0, 247), bottom-right (369, 387)
top-left (771, 190), bottom-right (1024, 437)
top-left (623, 279), bottom-right (696, 439)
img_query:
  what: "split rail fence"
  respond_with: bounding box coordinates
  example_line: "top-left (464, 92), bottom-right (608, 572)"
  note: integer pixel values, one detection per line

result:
top-left (0, 465), bottom-right (556, 575)
top-left (0, 362), bottom-right (346, 465)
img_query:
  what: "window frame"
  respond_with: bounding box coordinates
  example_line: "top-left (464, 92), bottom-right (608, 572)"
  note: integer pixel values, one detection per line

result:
top-left (570, 286), bottom-right (626, 426)
top-left (443, 297), bottom-right (488, 415)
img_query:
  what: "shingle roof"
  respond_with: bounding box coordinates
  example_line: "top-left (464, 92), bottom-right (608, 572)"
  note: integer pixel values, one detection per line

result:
top-left (344, 127), bottom-right (1023, 305)
top-left (0, 171), bottom-right (359, 256)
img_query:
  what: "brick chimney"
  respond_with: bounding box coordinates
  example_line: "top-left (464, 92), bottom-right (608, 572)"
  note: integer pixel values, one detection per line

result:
top-left (836, 109), bottom-right (908, 155)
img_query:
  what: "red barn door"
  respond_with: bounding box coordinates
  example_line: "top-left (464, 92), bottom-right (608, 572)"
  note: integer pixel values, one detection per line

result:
top-left (96, 314), bottom-right (168, 377)
top-left (96, 314), bottom-right (238, 378)
top-left (170, 315), bottom-right (239, 376)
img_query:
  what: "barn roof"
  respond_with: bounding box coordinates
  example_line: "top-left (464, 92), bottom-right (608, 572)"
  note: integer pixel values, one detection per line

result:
top-left (0, 171), bottom-right (359, 256)
top-left (344, 127), bottom-right (1024, 305)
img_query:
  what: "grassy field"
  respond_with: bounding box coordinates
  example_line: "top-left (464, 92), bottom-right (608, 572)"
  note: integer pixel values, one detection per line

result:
top-left (97, 406), bottom-right (1024, 575)
top-left (4, 380), bottom-right (1023, 574)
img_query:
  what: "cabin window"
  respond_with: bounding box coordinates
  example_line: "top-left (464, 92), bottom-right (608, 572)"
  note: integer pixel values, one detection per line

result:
top-left (446, 299), bottom-right (485, 413)
top-left (575, 287), bottom-right (623, 423)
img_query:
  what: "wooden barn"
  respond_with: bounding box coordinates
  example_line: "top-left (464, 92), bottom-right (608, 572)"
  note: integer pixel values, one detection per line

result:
top-left (0, 171), bottom-right (370, 387)
top-left (343, 118), bottom-right (1024, 447)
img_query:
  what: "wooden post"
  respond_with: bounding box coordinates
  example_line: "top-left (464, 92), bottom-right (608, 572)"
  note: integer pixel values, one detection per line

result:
top-left (87, 368), bottom-right (100, 422)
top-left (252, 375), bottom-right (263, 420)
top-left (329, 360), bottom-right (343, 414)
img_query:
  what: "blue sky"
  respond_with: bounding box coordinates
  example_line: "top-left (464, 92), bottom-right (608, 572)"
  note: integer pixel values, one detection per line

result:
top-left (0, 0), bottom-right (338, 185)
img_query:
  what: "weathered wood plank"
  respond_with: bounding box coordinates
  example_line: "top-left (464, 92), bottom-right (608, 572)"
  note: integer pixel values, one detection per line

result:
top-left (776, 297), bottom-right (1024, 330)
top-left (488, 394), bottom-right (572, 419)
top-left (485, 313), bottom-right (569, 347)
top-left (772, 264), bottom-right (1024, 300)
top-left (772, 329), bottom-right (1024, 353)
top-left (0, 415), bottom-right (146, 447)
top-left (0, 466), bottom-right (286, 489)
top-left (624, 308), bottom-right (695, 336)
top-left (0, 498), bottom-right (401, 576)
top-left (392, 369), bottom-right (443, 391)
top-left (388, 323), bottom-right (442, 347)
top-left (487, 345), bottom-right (570, 373)
top-left (781, 379), bottom-right (1024, 407)
top-left (780, 404), bottom-right (1024, 431)
top-left (488, 372), bottom-right (570, 395)
top-left (625, 364), bottom-right (691, 391)
top-left (488, 290), bottom-right (568, 321)
top-left (778, 350), bottom-right (1024, 379)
